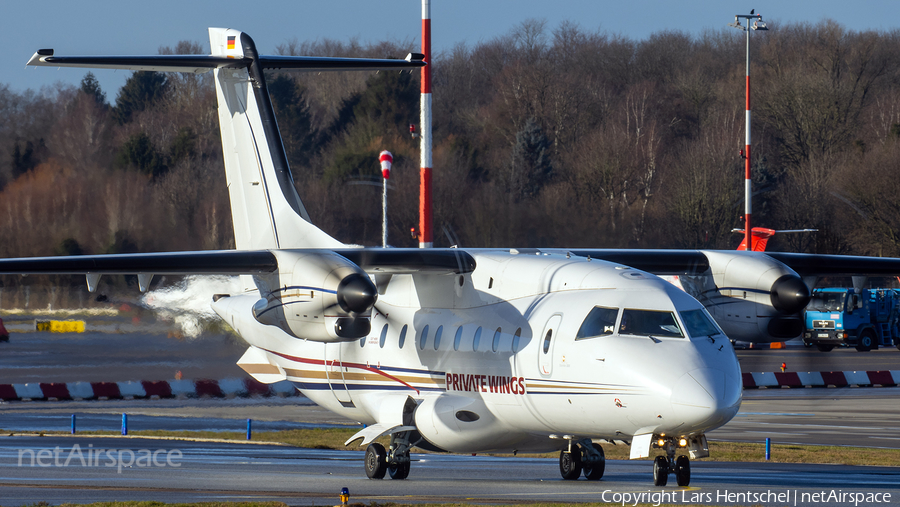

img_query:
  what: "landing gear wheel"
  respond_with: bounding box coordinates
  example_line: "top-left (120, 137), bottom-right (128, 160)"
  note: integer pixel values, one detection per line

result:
top-left (674, 455), bottom-right (691, 486)
top-left (857, 330), bottom-right (876, 351)
top-left (816, 344), bottom-right (835, 352)
top-left (653, 456), bottom-right (669, 486)
top-left (388, 459), bottom-right (410, 480)
top-left (559, 450), bottom-right (582, 480)
top-left (365, 443), bottom-right (387, 479)
top-left (582, 443), bottom-right (605, 480)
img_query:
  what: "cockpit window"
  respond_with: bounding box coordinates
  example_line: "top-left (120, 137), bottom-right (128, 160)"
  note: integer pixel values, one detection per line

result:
top-left (575, 306), bottom-right (619, 340)
top-left (619, 309), bottom-right (684, 338)
top-left (679, 309), bottom-right (722, 338)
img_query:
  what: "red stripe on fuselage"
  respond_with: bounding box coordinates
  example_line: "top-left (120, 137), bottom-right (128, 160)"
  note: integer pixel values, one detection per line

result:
top-left (264, 349), bottom-right (420, 394)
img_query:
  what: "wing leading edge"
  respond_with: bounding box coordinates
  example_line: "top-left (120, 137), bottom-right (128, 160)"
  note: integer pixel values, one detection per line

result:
top-left (0, 249), bottom-right (475, 277)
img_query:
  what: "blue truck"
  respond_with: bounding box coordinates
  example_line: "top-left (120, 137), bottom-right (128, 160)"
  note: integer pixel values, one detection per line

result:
top-left (803, 287), bottom-right (900, 352)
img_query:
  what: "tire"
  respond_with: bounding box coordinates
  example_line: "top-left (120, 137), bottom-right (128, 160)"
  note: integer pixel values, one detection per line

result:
top-left (816, 344), bottom-right (834, 352)
top-left (653, 456), bottom-right (669, 487)
top-left (365, 443), bottom-right (387, 479)
top-left (582, 443), bottom-right (605, 480)
top-left (675, 455), bottom-right (691, 486)
top-left (388, 459), bottom-right (410, 480)
top-left (856, 330), bottom-right (876, 352)
top-left (559, 450), bottom-right (582, 480)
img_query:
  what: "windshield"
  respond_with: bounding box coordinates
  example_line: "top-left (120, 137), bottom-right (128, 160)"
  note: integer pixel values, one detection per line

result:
top-left (619, 309), bottom-right (684, 338)
top-left (575, 306), bottom-right (618, 340)
top-left (679, 309), bottom-right (722, 338)
top-left (808, 292), bottom-right (845, 312)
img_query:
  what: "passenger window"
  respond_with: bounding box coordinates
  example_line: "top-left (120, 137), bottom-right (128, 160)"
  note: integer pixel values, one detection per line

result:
top-left (419, 325), bottom-right (430, 350)
top-left (434, 325), bottom-right (443, 350)
top-left (492, 327), bottom-right (502, 352)
top-left (453, 327), bottom-right (463, 351)
top-left (542, 329), bottom-right (552, 353)
top-left (472, 327), bottom-right (483, 351)
top-left (398, 324), bottom-right (408, 349)
top-left (512, 328), bottom-right (522, 352)
top-left (575, 306), bottom-right (619, 340)
top-left (679, 309), bottom-right (722, 338)
top-left (379, 324), bottom-right (388, 348)
top-left (619, 309), bottom-right (684, 338)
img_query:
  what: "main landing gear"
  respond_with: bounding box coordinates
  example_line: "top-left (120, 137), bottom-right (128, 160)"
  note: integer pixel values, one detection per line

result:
top-left (652, 437), bottom-right (691, 486)
top-left (365, 431), bottom-right (412, 480)
top-left (558, 438), bottom-right (606, 481)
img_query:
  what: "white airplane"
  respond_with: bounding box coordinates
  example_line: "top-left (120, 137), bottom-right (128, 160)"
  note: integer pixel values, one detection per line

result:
top-left (3, 27), bottom-right (899, 486)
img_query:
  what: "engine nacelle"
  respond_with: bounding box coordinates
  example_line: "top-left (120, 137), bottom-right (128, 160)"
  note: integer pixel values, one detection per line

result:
top-left (252, 250), bottom-right (377, 342)
top-left (701, 251), bottom-right (810, 341)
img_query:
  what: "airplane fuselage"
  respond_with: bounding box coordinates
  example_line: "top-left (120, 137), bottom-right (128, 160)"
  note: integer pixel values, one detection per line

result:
top-left (216, 251), bottom-right (743, 454)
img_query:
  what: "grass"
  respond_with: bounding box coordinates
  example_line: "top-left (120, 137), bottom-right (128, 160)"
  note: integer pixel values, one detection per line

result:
top-left (7, 427), bottom-right (900, 467)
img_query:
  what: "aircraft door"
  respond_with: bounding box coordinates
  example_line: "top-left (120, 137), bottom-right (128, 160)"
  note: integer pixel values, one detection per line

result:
top-left (324, 342), bottom-right (354, 405)
top-left (538, 314), bottom-right (562, 377)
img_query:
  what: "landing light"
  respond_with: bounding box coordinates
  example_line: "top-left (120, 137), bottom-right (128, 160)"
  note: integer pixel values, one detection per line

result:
top-left (657, 439), bottom-right (666, 447)
top-left (679, 438), bottom-right (688, 447)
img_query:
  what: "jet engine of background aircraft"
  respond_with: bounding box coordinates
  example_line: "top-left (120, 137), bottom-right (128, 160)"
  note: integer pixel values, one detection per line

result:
top-left (683, 251), bottom-right (810, 343)
top-left (250, 250), bottom-right (377, 341)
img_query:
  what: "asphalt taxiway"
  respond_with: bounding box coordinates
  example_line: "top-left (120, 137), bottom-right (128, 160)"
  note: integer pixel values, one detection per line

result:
top-left (1, 436), bottom-right (897, 506)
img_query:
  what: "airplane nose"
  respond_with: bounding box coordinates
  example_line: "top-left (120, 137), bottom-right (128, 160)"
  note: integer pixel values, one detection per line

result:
top-left (670, 368), bottom-right (741, 431)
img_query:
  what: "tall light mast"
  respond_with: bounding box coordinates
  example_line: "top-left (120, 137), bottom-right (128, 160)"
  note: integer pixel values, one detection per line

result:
top-left (419, 0), bottom-right (433, 248)
top-left (728, 11), bottom-right (768, 251)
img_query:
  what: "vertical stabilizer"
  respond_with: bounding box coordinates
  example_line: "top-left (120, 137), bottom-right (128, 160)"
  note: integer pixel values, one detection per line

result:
top-left (208, 28), bottom-right (342, 251)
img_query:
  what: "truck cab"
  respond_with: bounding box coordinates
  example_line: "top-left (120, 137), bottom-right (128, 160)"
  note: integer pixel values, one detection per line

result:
top-left (804, 287), bottom-right (900, 352)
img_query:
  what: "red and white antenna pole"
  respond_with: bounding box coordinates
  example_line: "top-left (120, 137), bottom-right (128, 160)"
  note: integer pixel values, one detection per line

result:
top-left (731, 12), bottom-right (767, 250)
top-left (419, 0), bottom-right (433, 248)
top-left (743, 17), bottom-right (752, 252)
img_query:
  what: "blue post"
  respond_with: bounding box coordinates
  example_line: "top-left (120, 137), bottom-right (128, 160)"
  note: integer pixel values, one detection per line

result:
top-left (246, 418), bottom-right (252, 440)
top-left (765, 437), bottom-right (771, 460)
top-left (121, 413), bottom-right (128, 436)
top-left (71, 414), bottom-right (76, 434)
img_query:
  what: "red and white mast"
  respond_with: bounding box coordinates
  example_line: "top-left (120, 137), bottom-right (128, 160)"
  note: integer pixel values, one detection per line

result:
top-left (419, 0), bottom-right (433, 248)
top-left (731, 12), bottom-right (767, 251)
top-left (743, 21), bottom-right (752, 252)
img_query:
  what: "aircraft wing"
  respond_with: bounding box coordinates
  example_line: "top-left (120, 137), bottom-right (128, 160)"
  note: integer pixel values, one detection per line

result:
top-left (0, 249), bottom-right (474, 276)
top-left (555, 249), bottom-right (711, 275)
top-left (764, 252), bottom-right (900, 276)
top-left (27, 52), bottom-right (424, 74)
top-left (563, 249), bottom-right (900, 277)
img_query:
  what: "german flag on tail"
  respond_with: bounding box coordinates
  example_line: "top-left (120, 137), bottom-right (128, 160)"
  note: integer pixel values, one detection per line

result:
top-left (227, 36), bottom-right (236, 50)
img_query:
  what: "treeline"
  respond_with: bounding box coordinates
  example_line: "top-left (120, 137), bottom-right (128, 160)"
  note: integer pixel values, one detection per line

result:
top-left (3, 19), bottom-right (900, 266)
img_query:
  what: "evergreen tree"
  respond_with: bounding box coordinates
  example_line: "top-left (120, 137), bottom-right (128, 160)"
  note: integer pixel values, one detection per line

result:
top-left (114, 71), bottom-right (167, 124)
top-left (117, 132), bottom-right (168, 178)
top-left (80, 72), bottom-right (107, 106)
top-left (509, 117), bottom-right (552, 199)
top-left (268, 75), bottom-right (316, 164)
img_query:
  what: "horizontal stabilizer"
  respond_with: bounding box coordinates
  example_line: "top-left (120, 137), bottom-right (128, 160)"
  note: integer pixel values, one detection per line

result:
top-left (27, 53), bottom-right (425, 74)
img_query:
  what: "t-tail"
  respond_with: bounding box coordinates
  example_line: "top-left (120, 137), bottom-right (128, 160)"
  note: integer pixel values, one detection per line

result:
top-left (732, 227), bottom-right (818, 251)
top-left (27, 28), bottom-right (425, 253)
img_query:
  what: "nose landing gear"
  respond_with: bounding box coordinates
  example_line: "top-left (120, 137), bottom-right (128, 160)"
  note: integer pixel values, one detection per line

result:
top-left (652, 437), bottom-right (691, 486)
